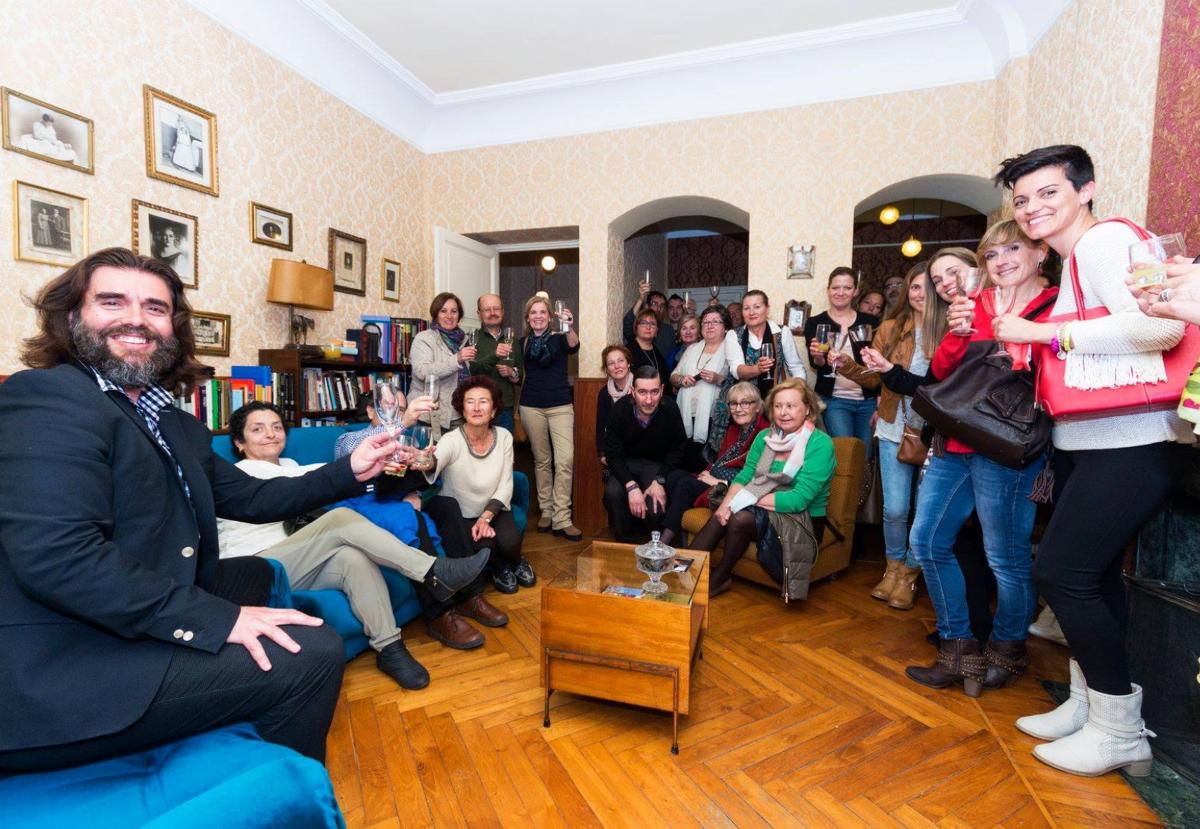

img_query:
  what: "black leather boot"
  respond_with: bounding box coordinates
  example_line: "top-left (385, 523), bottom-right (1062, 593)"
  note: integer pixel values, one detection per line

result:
top-left (906, 638), bottom-right (986, 697)
top-left (982, 637), bottom-right (1029, 689)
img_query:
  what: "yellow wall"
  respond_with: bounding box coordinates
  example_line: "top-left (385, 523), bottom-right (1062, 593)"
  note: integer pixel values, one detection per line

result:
top-left (0, 0), bottom-right (1164, 375)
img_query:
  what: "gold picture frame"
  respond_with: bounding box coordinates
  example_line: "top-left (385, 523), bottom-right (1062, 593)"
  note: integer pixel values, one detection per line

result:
top-left (193, 310), bottom-right (231, 357)
top-left (13, 180), bottom-right (88, 267)
top-left (142, 85), bottom-right (219, 196)
top-left (249, 201), bottom-right (293, 250)
top-left (381, 257), bottom-right (401, 302)
top-left (2, 87), bottom-right (94, 174)
top-left (132, 199), bottom-right (200, 289)
top-left (328, 227), bottom-right (366, 296)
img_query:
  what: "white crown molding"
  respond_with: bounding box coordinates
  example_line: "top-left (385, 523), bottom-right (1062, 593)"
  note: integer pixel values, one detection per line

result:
top-left (184, 0), bottom-right (1074, 155)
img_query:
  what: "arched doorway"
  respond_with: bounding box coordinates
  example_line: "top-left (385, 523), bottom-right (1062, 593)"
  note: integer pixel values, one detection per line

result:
top-left (853, 174), bottom-right (1000, 312)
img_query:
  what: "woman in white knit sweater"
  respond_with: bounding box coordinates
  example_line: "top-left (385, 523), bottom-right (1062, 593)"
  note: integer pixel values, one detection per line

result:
top-left (991, 145), bottom-right (1194, 779)
top-left (424, 375), bottom-right (534, 596)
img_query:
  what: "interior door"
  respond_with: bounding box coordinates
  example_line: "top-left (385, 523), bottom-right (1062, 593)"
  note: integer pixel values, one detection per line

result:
top-left (433, 226), bottom-right (498, 331)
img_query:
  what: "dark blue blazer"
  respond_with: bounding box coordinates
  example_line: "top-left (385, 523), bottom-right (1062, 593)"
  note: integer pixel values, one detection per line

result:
top-left (0, 363), bottom-right (365, 751)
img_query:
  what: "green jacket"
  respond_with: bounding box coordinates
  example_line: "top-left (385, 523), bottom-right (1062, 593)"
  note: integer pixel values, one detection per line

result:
top-left (732, 427), bottom-right (835, 516)
top-left (470, 327), bottom-right (524, 409)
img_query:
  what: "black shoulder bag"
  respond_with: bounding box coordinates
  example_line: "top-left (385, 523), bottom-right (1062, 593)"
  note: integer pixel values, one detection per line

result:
top-left (912, 296), bottom-right (1057, 469)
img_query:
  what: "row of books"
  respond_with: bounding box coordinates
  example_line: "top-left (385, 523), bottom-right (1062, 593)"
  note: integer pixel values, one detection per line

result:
top-left (353, 315), bottom-right (428, 365)
top-left (174, 365), bottom-right (283, 432)
top-left (300, 368), bottom-right (412, 414)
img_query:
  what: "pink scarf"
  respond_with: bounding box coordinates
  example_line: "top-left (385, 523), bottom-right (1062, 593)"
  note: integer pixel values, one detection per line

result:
top-left (606, 374), bottom-right (633, 402)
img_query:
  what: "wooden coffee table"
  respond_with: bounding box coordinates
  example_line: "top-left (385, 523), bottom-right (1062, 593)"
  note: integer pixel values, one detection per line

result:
top-left (540, 541), bottom-right (708, 753)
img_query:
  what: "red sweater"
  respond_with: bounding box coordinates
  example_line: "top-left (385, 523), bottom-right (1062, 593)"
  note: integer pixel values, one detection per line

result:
top-left (930, 286), bottom-right (1059, 455)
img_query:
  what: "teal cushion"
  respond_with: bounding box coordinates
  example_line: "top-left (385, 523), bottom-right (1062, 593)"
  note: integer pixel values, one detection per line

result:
top-left (0, 723), bottom-right (343, 829)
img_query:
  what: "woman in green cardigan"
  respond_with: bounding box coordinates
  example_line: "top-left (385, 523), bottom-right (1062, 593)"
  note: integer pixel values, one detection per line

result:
top-left (688, 378), bottom-right (836, 598)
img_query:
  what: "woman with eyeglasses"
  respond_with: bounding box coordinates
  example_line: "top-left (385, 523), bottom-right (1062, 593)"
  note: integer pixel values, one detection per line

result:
top-left (629, 307), bottom-right (670, 381)
top-left (671, 306), bottom-right (745, 471)
top-left (659, 381), bottom-right (768, 546)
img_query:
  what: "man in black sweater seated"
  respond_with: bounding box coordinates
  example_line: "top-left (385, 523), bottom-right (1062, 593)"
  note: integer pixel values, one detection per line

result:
top-left (603, 367), bottom-right (688, 542)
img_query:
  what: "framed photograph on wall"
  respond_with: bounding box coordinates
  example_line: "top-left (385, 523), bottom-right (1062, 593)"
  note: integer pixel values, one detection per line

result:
top-left (13, 180), bottom-right (88, 266)
top-left (193, 310), bottom-right (231, 357)
top-left (250, 201), bottom-right (293, 250)
top-left (328, 228), bottom-right (366, 296)
top-left (381, 257), bottom-right (401, 302)
top-left (143, 85), bottom-right (218, 196)
top-left (2, 88), bottom-right (94, 174)
top-left (132, 199), bottom-right (199, 289)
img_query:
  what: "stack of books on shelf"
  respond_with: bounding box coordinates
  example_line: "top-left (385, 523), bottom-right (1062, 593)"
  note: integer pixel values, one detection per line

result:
top-left (175, 365), bottom-right (281, 432)
top-left (351, 315), bottom-right (427, 365)
top-left (300, 368), bottom-right (407, 416)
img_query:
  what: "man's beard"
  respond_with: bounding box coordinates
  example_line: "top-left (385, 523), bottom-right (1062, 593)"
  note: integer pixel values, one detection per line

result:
top-left (70, 318), bottom-right (181, 388)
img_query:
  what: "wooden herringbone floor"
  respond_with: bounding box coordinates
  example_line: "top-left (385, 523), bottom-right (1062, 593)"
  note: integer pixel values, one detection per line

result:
top-left (327, 530), bottom-right (1161, 828)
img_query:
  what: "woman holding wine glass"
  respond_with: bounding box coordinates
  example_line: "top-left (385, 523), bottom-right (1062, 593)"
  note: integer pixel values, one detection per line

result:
top-left (518, 295), bottom-right (583, 540)
top-left (671, 306), bottom-right (745, 471)
top-left (732, 289), bottom-right (807, 398)
top-left (902, 222), bottom-right (1058, 698)
top-left (411, 292), bottom-right (473, 434)
top-left (803, 268), bottom-right (880, 457)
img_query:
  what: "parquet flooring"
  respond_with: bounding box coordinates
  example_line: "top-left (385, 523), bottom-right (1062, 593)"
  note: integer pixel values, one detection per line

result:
top-left (327, 530), bottom-right (1162, 828)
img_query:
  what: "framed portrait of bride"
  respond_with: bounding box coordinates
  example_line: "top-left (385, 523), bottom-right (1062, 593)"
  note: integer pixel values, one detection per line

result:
top-left (142, 85), bottom-right (218, 196)
top-left (2, 88), bottom-right (94, 174)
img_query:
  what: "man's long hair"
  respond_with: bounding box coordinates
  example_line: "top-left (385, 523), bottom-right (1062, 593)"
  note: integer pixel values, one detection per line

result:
top-left (21, 247), bottom-right (208, 395)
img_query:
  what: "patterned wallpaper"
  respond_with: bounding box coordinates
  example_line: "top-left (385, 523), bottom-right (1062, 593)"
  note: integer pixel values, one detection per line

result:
top-left (1147, 0), bottom-right (1200, 250)
top-left (0, 0), bottom-right (1168, 379)
top-left (621, 232), bottom-right (667, 319)
top-left (667, 234), bottom-right (749, 288)
top-left (0, 0), bottom-right (429, 376)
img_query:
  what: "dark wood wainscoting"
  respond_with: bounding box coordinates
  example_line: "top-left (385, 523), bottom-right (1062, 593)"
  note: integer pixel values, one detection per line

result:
top-left (572, 377), bottom-right (607, 536)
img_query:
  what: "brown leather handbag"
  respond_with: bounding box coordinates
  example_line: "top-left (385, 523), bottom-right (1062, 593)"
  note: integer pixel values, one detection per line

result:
top-left (896, 400), bottom-right (929, 466)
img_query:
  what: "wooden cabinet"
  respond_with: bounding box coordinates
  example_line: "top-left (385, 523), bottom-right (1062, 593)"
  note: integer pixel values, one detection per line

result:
top-left (256, 348), bottom-right (411, 426)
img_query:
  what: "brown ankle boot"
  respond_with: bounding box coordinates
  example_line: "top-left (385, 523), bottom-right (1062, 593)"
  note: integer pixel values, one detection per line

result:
top-left (887, 566), bottom-right (921, 610)
top-left (982, 637), bottom-right (1029, 689)
top-left (871, 559), bottom-right (901, 601)
top-left (905, 638), bottom-right (986, 697)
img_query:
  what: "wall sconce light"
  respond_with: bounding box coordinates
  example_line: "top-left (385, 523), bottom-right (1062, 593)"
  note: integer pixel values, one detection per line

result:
top-left (879, 205), bottom-right (900, 225)
top-left (540, 254), bottom-right (557, 273)
top-left (787, 244), bottom-right (815, 279)
top-left (900, 236), bottom-right (923, 258)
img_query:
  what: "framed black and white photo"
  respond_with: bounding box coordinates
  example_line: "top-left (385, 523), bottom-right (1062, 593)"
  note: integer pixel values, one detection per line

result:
top-left (381, 258), bottom-right (401, 302)
top-left (192, 310), bottom-right (231, 357)
top-left (13, 180), bottom-right (88, 266)
top-left (250, 201), bottom-right (293, 250)
top-left (328, 228), bottom-right (366, 296)
top-left (132, 199), bottom-right (199, 289)
top-left (2, 88), bottom-right (94, 174)
top-left (143, 85), bottom-right (218, 196)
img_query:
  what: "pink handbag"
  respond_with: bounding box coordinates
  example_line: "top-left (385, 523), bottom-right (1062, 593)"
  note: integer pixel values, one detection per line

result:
top-left (1036, 218), bottom-right (1200, 421)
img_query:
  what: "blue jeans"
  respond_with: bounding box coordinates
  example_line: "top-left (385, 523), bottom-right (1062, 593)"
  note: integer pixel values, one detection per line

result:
top-left (878, 437), bottom-right (918, 565)
top-left (909, 451), bottom-right (1044, 642)
top-left (822, 396), bottom-right (876, 460)
top-left (493, 408), bottom-right (514, 434)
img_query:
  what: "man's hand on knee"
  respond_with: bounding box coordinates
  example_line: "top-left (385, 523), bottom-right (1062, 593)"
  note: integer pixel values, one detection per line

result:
top-left (226, 606), bottom-right (325, 671)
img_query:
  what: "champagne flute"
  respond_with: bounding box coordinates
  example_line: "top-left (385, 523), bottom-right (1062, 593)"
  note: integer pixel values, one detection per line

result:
top-left (499, 326), bottom-right (514, 367)
top-left (759, 340), bottom-right (775, 369)
top-left (463, 329), bottom-right (477, 370)
top-left (408, 424), bottom-right (434, 472)
top-left (425, 375), bottom-right (438, 409)
top-left (1129, 234), bottom-right (1187, 291)
top-left (955, 267), bottom-right (985, 335)
top-left (554, 300), bottom-right (569, 333)
top-left (982, 285), bottom-right (1018, 358)
top-left (372, 382), bottom-right (405, 468)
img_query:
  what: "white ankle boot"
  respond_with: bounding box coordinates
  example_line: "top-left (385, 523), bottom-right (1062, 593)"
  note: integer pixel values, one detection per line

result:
top-left (1027, 605), bottom-right (1068, 647)
top-left (1017, 658), bottom-right (1088, 740)
top-left (1032, 684), bottom-right (1155, 777)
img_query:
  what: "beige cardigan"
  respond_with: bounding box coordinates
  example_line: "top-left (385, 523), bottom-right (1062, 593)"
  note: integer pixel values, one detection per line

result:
top-left (409, 328), bottom-right (462, 430)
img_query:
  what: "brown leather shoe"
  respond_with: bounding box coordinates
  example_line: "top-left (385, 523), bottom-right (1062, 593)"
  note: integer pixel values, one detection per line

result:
top-left (426, 610), bottom-right (484, 650)
top-left (456, 594), bottom-right (509, 628)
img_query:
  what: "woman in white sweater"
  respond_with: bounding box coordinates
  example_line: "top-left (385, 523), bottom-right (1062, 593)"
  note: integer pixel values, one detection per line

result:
top-left (424, 376), bottom-right (534, 595)
top-left (992, 145), bottom-right (1194, 779)
top-left (410, 292), bottom-right (473, 433)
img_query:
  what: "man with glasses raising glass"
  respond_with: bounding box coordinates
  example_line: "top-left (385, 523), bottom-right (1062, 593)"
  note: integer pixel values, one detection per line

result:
top-left (469, 294), bottom-right (522, 433)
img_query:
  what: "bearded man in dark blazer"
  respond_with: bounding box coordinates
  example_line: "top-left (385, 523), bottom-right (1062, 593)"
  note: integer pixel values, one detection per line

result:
top-left (0, 248), bottom-right (406, 771)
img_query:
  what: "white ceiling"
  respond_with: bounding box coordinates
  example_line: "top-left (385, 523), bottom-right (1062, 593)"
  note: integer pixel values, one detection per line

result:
top-left (186, 0), bottom-right (1073, 153)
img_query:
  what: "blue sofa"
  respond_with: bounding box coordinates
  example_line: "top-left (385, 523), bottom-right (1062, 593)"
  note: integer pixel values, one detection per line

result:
top-left (213, 424), bottom-right (529, 660)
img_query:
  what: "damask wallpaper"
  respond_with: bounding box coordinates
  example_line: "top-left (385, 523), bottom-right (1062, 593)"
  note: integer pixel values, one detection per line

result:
top-left (1147, 0), bottom-right (1199, 250)
top-left (0, 0), bottom-right (1169, 378)
top-left (667, 234), bottom-right (749, 289)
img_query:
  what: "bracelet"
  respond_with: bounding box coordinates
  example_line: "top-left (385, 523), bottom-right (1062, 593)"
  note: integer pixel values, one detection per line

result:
top-left (1053, 324), bottom-right (1068, 360)
top-left (1062, 323), bottom-right (1074, 353)
top-left (625, 481), bottom-right (639, 492)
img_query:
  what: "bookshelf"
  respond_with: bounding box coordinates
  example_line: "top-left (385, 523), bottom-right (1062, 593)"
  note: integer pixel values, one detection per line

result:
top-left (257, 349), bottom-right (414, 427)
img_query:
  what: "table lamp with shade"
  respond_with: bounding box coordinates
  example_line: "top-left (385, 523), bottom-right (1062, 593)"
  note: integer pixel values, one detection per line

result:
top-left (266, 259), bottom-right (333, 355)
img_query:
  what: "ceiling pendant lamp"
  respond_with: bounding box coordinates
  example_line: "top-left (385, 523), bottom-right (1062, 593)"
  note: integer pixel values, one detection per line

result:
top-left (879, 204), bottom-right (900, 225)
top-left (900, 236), bottom-right (923, 258)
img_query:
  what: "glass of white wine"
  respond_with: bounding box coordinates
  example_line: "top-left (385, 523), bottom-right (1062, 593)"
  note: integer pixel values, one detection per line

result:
top-left (955, 267), bottom-right (985, 335)
top-left (1129, 234), bottom-right (1186, 291)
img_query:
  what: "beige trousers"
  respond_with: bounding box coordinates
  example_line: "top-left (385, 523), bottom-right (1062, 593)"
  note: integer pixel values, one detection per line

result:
top-left (519, 404), bottom-right (575, 529)
top-left (260, 507), bottom-right (433, 651)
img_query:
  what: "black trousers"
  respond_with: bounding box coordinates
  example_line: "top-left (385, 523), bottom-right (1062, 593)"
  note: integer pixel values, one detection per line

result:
top-left (1034, 442), bottom-right (1188, 694)
top-left (605, 458), bottom-right (668, 542)
top-left (0, 556), bottom-right (345, 772)
top-left (662, 469), bottom-right (709, 538)
top-left (420, 496), bottom-right (520, 618)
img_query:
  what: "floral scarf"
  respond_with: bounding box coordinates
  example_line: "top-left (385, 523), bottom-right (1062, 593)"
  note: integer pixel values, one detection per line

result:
top-left (433, 324), bottom-right (469, 380)
top-left (708, 415), bottom-right (768, 482)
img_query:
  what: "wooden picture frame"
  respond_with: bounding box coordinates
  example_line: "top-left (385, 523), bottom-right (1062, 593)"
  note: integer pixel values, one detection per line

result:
top-left (328, 227), bottom-right (366, 296)
top-left (132, 199), bottom-right (199, 289)
top-left (193, 310), bottom-right (231, 357)
top-left (250, 201), bottom-right (293, 250)
top-left (13, 180), bottom-right (88, 267)
top-left (142, 85), bottom-right (219, 196)
top-left (2, 87), bottom-right (94, 174)
top-left (381, 258), bottom-right (401, 302)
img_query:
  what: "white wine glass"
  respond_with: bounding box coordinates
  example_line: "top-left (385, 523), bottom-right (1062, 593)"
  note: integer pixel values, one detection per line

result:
top-left (1129, 234), bottom-right (1186, 291)
top-left (955, 267), bottom-right (985, 335)
top-left (372, 382), bottom-right (405, 467)
top-left (982, 286), bottom-right (1018, 358)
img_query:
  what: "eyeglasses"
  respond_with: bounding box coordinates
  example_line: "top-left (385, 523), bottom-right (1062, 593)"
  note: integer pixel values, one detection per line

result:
top-left (728, 401), bottom-right (756, 409)
top-left (701, 320), bottom-right (723, 327)
top-left (638, 320), bottom-right (657, 327)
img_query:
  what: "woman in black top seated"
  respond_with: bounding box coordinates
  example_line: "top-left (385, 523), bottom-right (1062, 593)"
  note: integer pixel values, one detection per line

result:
top-left (628, 307), bottom-right (670, 380)
top-left (595, 344), bottom-right (633, 471)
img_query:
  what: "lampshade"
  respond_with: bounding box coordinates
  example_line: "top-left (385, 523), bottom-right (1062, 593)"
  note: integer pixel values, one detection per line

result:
top-left (267, 259), bottom-right (333, 310)
top-left (900, 236), bottom-right (923, 258)
top-left (540, 254), bottom-right (557, 273)
top-left (879, 205), bottom-right (900, 225)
